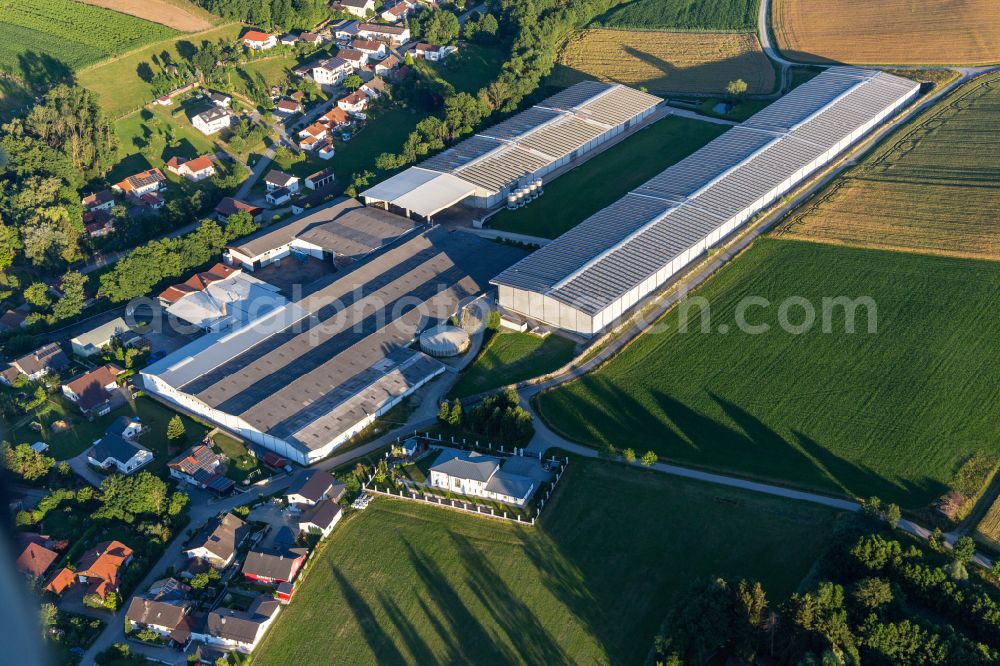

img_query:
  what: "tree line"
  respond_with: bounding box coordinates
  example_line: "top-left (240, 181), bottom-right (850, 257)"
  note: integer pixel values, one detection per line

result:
top-left (654, 515), bottom-right (1000, 665)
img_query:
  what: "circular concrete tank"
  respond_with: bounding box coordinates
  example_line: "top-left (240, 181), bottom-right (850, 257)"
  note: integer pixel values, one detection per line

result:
top-left (419, 325), bottom-right (470, 357)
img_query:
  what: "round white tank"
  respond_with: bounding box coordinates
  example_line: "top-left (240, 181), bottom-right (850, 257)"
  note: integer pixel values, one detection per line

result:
top-left (507, 193), bottom-right (517, 209)
top-left (419, 325), bottom-right (471, 357)
top-left (528, 182), bottom-right (538, 199)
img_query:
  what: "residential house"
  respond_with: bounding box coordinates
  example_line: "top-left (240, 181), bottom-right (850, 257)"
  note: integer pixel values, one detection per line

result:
top-left (147, 576), bottom-right (191, 602)
top-left (0, 308), bottom-right (27, 334)
top-left (322, 106), bottom-right (350, 128)
top-left (168, 445), bottom-right (234, 494)
top-left (361, 76), bottom-right (386, 99)
top-left (298, 122), bottom-right (329, 147)
top-left (139, 192), bottom-right (166, 209)
top-left (279, 33), bottom-right (298, 46)
top-left (214, 197), bottom-right (264, 223)
top-left (194, 596), bottom-right (281, 653)
top-left (285, 469), bottom-right (344, 507)
top-left (0, 343), bottom-right (69, 385)
top-left (70, 317), bottom-right (131, 357)
top-left (337, 48), bottom-right (368, 70)
top-left (183, 513), bottom-right (248, 568)
top-left (87, 417), bottom-right (153, 474)
top-left (428, 449), bottom-right (536, 506)
top-left (166, 155), bottom-right (216, 182)
top-left (75, 540), bottom-right (134, 600)
top-left (82, 189), bottom-right (115, 212)
top-left (351, 39), bottom-right (386, 58)
top-left (265, 187), bottom-right (292, 206)
top-left (334, 21), bottom-right (360, 41)
top-left (192, 107), bottom-right (232, 135)
top-left (242, 547), bottom-right (308, 586)
top-left (338, 89), bottom-right (369, 114)
top-left (319, 142), bottom-right (336, 160)
top-left (84, 209), bottom-right (115, 238)
top-left (380, 1), bottom-right (413, 23)
top-left (293, 58), bottom-right (323, 79)
top-left (305, 169), bottom-right (335, 190)
top-left (264, 170), bottom-right (300, 193)
top-left (15, 534), bottom-right (63, 580)
top-left (158, 263), bottom-right (237, 307)
top-left (356, 22), bottom-right (410, 45)
top-left (336, 0), bottom-right (375, 18)
top-left (112, 168), bottom-right (166, 198)
top-left (299, 31), bottom-right (322, 45)
top-left (62, 364), bottom-right (125, 418)
top-left (44, 567), bottom-right (77, 596)
top-left (125, 597), bottom-right (191, 640)
top-left (274, 98), bottom-right (302, 116)
top-left (297, 499), bottom-right (342, 539)
top-left (210, 92), bottom-right (232, 107)
top-left (241, 30), bottom-right (277, 51)
top-left (375, 53), bottom-right (401, 76)
top-left (312, 57), bottom-right (352, 86)
top-left (411, 43), bottom-right (457, 61)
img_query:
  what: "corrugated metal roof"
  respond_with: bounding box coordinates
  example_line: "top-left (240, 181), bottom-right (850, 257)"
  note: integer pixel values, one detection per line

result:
top-left (362, 81), bottom-right (661, 203)
top-left (492, 68), bottom-right (920, 316)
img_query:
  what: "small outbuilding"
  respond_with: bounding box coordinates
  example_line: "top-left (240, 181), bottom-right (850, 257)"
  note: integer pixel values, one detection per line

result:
top-left (419, 325), bottom-right (470, 357)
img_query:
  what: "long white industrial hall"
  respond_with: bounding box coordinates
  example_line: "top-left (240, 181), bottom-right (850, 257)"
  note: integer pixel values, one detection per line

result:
top-left (360, 81), bottom-right (661, 218)
top-left (491, 67), bottom-right (920, 337)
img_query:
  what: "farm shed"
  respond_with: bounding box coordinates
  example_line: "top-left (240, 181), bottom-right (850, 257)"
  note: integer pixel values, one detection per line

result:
top-left (140, 228), bottom-right (526, 465)
top-left (361, 81), bottom-right (661, 215)
top-left (491, 67), bottom-right (920, 337)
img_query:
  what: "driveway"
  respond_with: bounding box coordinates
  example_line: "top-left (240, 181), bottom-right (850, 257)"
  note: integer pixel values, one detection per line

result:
top-left (67, 451), bottom-right (104, 488)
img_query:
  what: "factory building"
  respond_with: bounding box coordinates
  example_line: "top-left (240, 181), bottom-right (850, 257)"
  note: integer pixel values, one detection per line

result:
top-left (360, 81), bottom-right (661, 219)
top-left (491, 67), bottom-right (920, 337)
top-left (141, 227), bottom-right (526, 464)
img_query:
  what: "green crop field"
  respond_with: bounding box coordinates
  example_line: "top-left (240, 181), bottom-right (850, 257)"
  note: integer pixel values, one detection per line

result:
top-left (777, 72), bottom-right (1000, 261)
top-left (253, 458), bottom-right (837, 665)
top-left (592, 0), bottom-right (760, 31)
top-left (450, 332), bottom-right (577, 398)
top-left (489, 115), bottom-right (726, 238)
top-left (0, 0), bottom-right (178, 81)
top-left (540, 238), bottom-right (1000, 508)
top-left (77, 23), bottom-right (242, 118)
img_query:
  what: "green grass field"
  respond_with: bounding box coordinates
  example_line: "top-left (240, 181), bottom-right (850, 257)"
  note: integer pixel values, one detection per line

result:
top-left (77, 23), bottom-right (242, 118)
top-left (540, 238), bottom-right (1000, 508)
top-left (489, 116), bottom-right (726, 238)
top-left (253, 458), bottom-right (838, 665)
top-left (110, 104), bottom-right (219, 180)
top-left (0, 0), bottom-right (178, 80)
top-left (776, 72), bottom-right (1000, 262)
top-left (591, 0), bottom-right (760, 31)
top-left (450, 332), bottom-right (577, 398)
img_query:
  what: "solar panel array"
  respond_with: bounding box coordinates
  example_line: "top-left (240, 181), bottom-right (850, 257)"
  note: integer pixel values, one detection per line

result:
top-left (493, 67), bottom-right (920, 317)
top-left (414, 81), bottom-right (661, 195)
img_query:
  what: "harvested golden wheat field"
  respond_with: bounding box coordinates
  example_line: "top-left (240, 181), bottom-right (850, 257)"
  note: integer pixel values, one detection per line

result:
top-left (775, 73), bottom-right (1000, 260)
top-left (772, 0), bottom-right (1000, 65)
top-left (75, 0), bottom-right (216, 32)
top-left (552, 30), bottom-right (775, 94)
top-left (975, 495), bottom-right (1000, 550)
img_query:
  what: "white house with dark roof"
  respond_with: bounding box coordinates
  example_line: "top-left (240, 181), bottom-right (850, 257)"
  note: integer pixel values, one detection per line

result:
top-left (0, 343), bottom-right (70, 385)
top-left (193, 595), bottom-right (281, 653)
top-left (356, 22), bottom-right (410, 45)
top-left (87, 417), bottom-right (152, 474)
top-left (336, 0), bottom-right (375, 18)
top-left (297, 499), bottom-right (343, 538)
top-left (263, 170), bottom-right (300, 193)
top-left (125, 597), bottom-right (191, 640)
top-left (312, 57), bottom-right (353, 86)
top-left (286, 469), bottom-right (344, 507)
top-left (428, 449), bottom-right (536, 506)
top-left (184, 513), bottom-right (248, 567)
top-left (192, 107), bottom-right (232, 135)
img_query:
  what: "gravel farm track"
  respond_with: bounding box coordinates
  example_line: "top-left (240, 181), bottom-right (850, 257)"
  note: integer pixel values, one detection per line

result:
top-left (75, 0), bottom-right (216, 32)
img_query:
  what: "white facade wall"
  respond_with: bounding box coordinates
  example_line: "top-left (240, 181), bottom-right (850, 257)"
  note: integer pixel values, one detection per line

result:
top-left (498, 86), bottom-right (917, 336)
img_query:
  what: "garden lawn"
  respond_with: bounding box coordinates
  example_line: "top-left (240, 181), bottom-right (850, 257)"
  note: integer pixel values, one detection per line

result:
top-left (110, 105), bottom-right (219, 181)
top-left (9, 395), bottom-right (207, 468)
top-left (415, 44), bottom-right (507, 94)
top-left (540, 238), bottom-right (1000, 508)
top-left (450, 332), bottom-right (576, 398)
top-left (331, 106), bottom-right (422, 182)
top-left (212, 432), bottom-right (270, 484)
top-left (253, 457), bottom-right (838, 665)
top-left (489, 115), bottom-right (726, 238)
top-left (77, 23), bottom-right (242, 118)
